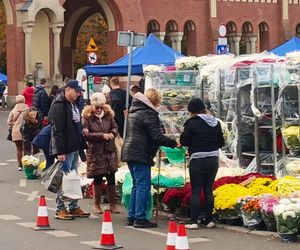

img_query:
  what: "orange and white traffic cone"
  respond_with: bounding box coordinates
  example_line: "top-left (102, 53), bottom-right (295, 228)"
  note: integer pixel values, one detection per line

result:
top-left (166, 218), bottom-right (177, 250)
top-left (33, 195), bottom-right (54, 231)
top-left (175, 222), bottom-right (189, 250)
top-left (93, 209), bottom-right (123, 249)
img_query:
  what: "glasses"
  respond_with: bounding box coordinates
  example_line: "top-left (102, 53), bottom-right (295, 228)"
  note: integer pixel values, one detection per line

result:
top-left (94, 106), bottom-right (104, 110)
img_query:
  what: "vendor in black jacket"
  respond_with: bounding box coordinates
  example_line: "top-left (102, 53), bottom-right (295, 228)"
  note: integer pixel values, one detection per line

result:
top-left (180, 98), bottom-right (224, 230)
top-left (121, 89), bottom-right (177, 228)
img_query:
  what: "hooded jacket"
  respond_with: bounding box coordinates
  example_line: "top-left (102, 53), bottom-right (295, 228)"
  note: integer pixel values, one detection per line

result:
top-left (180, 114), bottom-right (224, 155)
top-left (121, 92), bottom-right (177, 166)
top-left (82, 105), bottom-right (118, 177)
top-left (7, 103), bottom-right (28, 141)
top-left (22, 86), bottom-right (35, 107)
top-left (32, 85), bottom-right (50, 117)
top-left (48, 91), bottom-right (82, 155)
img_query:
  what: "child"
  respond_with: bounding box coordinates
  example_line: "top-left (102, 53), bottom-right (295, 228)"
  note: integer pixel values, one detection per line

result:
top-left (21, 107), bottom-right (42, 155)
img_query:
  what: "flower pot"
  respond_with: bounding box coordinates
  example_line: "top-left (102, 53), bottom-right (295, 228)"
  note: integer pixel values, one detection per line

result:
top-left (280, 233), bottom-right (298, 243)
top-left (24, 168), bottom-right (37, 179)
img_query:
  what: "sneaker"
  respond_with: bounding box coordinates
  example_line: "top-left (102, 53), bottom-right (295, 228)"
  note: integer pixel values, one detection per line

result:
top-left (69, 208), bottom-right (91, 218)
top-left (18, 166), bottom-right (23, 171)
top-left (55, 209), bottom-right (74, 220)
top-left (185, 219), bottom-right (198, 230)
top-left (126, 218), bottom-right (135, 226)
top-left (201, 221), bottom-right (215, 228)
top-left (133, 219), bottom-right (158, 228)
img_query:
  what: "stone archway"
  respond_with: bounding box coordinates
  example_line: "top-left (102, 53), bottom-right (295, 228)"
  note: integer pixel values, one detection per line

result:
top-left (61, 0), bottom-right (122, 78)
top-left (2, 0), bottom-right (13, 25)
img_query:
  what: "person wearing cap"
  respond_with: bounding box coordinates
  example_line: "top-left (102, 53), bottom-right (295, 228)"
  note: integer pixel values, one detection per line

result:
top-left (180, 98), bottom-right (224, 230)
top-left (48, 79), bottom-right (90, 220)
top-left (101, 84), bottom-right (111, 104)
top-left (81, 92), bottom-right (119, 214)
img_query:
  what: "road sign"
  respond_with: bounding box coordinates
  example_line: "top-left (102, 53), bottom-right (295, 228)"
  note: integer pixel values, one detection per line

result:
top-left (117, 32), bottom-right (145, 47)
top-left (218, 24), bottom-right (227, 38)
top-left (216, 45), bottom-right (229, 55)
top-left (218, 37), bottom-right (228, 45)
top-left (88, 52), bottom-right (97, 64)
top-left (86, 38), bottom-right (98, 52)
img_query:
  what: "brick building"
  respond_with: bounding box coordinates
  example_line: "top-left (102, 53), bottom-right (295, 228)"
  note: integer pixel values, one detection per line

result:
top-left (1, 0), bottom-right (300, 98)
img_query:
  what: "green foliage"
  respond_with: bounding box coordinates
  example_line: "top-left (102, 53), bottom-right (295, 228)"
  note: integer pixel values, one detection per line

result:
top-left (74, 13), bottom-right (108, 74)
top-left (0, 1), bottom-right (6, 74)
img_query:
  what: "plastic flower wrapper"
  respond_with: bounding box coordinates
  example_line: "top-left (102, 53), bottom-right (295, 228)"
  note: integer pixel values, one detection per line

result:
top-left (286, 159), bottom-right (300, 177)
top-left (260, 195), bottom-right (279, 231)
top-left (21, 155), bottom-right (39, 169)
top-left (214, 184), bottom-right (250, 219)
top-left (273, 198), bottom-right (300, 234)
top-left (239, 196), bottom-right (262, 227)
top-left (277, 176), bottom-right (300, 196)
top-left (281, 126), bottom-right (300, 151)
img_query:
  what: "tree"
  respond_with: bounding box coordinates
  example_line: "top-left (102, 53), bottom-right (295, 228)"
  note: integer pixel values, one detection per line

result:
top-left (0, 1), bottom-right (6, 74)
top-left (74, 13), bottom-right (108, 74)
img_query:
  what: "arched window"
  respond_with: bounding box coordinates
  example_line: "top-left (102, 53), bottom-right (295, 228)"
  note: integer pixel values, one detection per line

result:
top-left (147, 20), bottom-right (160, 36)
top-left (182, 20), bottom-right (196, 56)
top-left (226, 21), bottom-right (237, 54)
top-left (164, 20), bottom-right (178, 48)
top-left (296, 23), bottom-right (300, 38)
top-left (240, 22), bottom-right (254, 54)
top-left (259, 22), bottom-right (269, 52)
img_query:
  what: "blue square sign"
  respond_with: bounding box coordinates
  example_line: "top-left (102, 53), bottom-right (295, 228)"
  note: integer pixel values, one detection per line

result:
top-left (216, 45), bottom-right (229, 55)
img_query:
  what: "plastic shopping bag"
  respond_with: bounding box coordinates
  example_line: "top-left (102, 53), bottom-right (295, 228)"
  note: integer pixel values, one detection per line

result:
top-left (41, 161), bottom-right (63, 193)
top-left (62, 170), bottom-right (83, 200)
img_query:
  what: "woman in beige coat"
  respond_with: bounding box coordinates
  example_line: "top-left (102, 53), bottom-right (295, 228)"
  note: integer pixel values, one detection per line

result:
top-left (7, 95), bottom-right (28, 170)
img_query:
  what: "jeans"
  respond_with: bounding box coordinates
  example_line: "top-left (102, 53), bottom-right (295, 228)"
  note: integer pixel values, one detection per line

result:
top-left (128, 163), bottom-right (151, 220)
top-left (189, 157), bottom-right (218, 222)
top-left (56, 151), bottom-right (80, 212)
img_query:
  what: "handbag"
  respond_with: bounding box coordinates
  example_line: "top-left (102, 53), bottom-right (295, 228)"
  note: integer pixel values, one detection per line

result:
top-left (41, 161), bottom-right (64, 193)
top-left (62, 170), bottom-right (83, 200)
top-left (6, 128), bottom-right (12, 141)
top-left (114, 134), bottom-right (124, 167)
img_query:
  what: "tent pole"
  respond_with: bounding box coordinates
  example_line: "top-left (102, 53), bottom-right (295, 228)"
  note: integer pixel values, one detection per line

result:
top-left (123, 31), bottom-right (134, 139)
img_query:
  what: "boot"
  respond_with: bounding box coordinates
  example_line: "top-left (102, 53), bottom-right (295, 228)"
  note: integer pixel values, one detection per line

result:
top-left (93, 184), bottom-right (103, 214)
top-left (107, 185), bottom-right (120, 214)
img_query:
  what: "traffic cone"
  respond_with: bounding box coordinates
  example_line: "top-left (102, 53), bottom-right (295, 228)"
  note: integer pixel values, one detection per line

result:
top-left (175, 222), bottom-right (189, 250)
top-left (93, 209), bottom-right (123, 249)
top-left (33, 195), bottom-right (54, 231)
top-left (166, 218), bottom-right (177, 250)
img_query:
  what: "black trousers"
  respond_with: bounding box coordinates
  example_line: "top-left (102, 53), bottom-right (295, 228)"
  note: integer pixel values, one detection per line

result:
top-left (189, 157), bottom-right (218, 222)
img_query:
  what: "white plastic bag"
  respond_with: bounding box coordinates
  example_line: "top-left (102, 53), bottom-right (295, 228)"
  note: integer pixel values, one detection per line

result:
top-left (62, 170), bottom-right (83, 200)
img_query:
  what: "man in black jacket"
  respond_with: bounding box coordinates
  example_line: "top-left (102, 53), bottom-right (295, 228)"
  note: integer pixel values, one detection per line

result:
top-left (109, 77), bottom-right (132, 138)
top-left (32, 78), bottom-right (50, 122)
top-left (48, 80), bottom-right (90, 220)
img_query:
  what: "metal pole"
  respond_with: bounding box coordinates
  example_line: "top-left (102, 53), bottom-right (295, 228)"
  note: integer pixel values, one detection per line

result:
top-left (155, 149), bottom-right (161, 226)
top-left (236, 68), bottom-right (242, 164)
top-left (253, 70), bottom-right (260, 172)
top-left (271, 65), bottom-right (277, 173)
top-left (123, 31), bottom-right (134, 139)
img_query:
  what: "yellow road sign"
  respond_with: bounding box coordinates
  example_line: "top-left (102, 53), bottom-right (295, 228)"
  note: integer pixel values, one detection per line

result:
top-left (86, 37), bottom-right (98, 52)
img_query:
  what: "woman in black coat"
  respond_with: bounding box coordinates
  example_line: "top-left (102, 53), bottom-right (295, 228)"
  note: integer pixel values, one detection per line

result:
top-left (180, 98), bottom-right (224, 230)
top-left (121, 88), bottom-right (177, 228)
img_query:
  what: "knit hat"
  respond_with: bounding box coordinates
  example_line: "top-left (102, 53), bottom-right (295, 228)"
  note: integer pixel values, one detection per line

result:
top-left (187, 97), bottom-right (205, 113)
top-left (90, 92), bottom-right (106, 106)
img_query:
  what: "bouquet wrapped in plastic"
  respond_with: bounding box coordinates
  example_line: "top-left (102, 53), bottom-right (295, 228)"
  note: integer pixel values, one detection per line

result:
top-left (273, 198), bottom-right (300, 243)
top-left (239, 197), bottom-right (262, 228)
top-left (260, 195), bottom-right (279, 231)
top-left (21, 155), bottom-right (39, 179)
top-left (281, 126), bottom-right (300, 151)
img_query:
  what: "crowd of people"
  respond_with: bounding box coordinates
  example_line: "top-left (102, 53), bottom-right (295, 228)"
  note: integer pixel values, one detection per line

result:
top-left (6, 76), bottom-right (224, 229)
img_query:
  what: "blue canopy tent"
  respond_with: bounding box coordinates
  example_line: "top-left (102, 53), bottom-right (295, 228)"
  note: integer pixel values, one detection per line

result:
top-left (270, 36), bottom-right (300, 56)
top-left (0, 72), bottom-right (7, 84)
top-left (85, 33), bottom-right (183, 76)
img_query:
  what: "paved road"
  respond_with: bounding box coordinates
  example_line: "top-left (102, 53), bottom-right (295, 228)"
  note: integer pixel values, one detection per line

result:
top-left (0, 110), bottom-right (299, 250)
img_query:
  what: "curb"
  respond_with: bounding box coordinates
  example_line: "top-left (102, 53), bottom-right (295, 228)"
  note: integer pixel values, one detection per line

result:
top-left (216, 224), bottom-right (279, 238)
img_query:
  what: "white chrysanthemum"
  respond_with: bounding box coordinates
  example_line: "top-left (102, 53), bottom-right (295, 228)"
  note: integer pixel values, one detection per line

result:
top-left (273, 204), bottom-right (287, 216)
top-left (282, 211), bottom-right (296, 220)
top-left (279, 198), bottom-right (292, 205)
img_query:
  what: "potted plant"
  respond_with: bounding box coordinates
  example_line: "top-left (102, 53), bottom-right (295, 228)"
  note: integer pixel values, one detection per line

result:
top-left (21, 155), bottom-right (39, 179)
